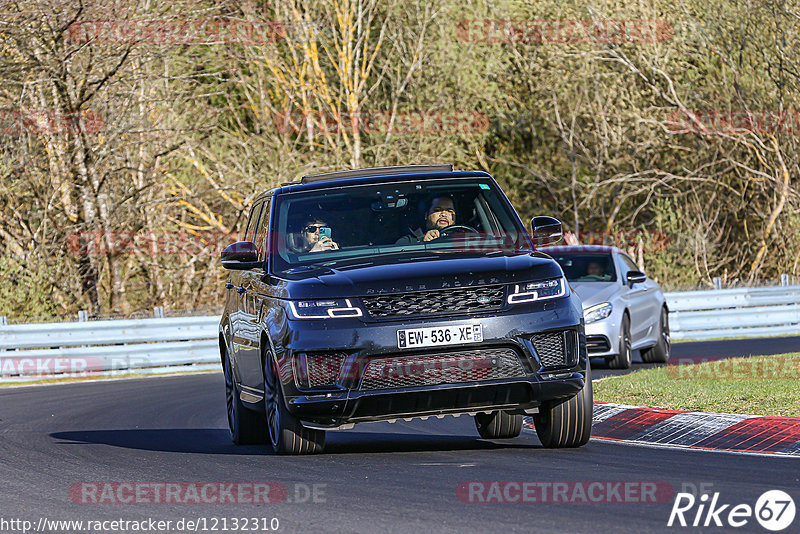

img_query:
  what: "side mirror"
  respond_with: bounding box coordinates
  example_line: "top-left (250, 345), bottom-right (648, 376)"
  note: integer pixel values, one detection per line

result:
top-left (531, 216), bottom-right (563, 246)
top-left (626, 270), bottom-right (647, 286)
top-left (221, 241), bottom-right (261, 270)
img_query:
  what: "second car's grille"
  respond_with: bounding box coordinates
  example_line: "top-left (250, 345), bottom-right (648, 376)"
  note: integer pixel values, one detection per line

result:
top-left (361, 285), bottom-right (505, 319)
top-left (586, 335), bottom-right (611, 353)
top-left (530, 331), bottom-right (578, 369)
top-left (359, 348), bottom-right (525, 390)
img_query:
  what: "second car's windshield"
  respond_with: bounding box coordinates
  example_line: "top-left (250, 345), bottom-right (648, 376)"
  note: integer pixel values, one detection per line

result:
top-left (271, 178), bottom-right (530, 273)
top-left (549, 253), bottom-right (617, 282)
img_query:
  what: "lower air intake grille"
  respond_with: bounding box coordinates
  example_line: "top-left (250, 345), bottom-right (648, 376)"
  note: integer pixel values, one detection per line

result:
top-left (305, 353), bottom-right (347, 388)
top-left (530, 331), bottom-right (578, 369)
top-left (359, 348), bottom-right (525, 390)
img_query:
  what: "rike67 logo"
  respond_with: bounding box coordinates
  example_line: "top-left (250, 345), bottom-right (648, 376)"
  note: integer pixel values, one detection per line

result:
top-left (668, 490), bottom-right (795, 531)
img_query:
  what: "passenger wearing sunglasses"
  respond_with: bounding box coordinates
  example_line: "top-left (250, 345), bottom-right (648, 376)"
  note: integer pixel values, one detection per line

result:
top-left (396, 195), bottom-right (457, 244)
top-left (294, 217), bottom-right (339, 253)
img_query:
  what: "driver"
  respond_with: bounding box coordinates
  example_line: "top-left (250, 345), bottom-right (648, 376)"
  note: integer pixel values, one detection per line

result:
top-left (291, 215), bottom-right (339, 253)
top-left (396, 195), bottom-right (457, 244)
top-left (586, 261), bottom-right (604, 277)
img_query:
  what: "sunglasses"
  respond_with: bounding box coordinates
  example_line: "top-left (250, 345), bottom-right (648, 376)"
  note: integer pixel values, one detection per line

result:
top-left (304, 224), bottom-right (327, 233)
top-left (430, 207), bottom-right (456, 215)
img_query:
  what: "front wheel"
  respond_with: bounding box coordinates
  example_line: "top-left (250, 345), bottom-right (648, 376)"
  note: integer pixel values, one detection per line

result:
top-left (533, 361), bottom-right (593, 448)
top-left (641, 307), bottom-right (670, 363)
top-left (607, 313), bottom-right (632, 369)
top-left (264, 355), bottom-right (326, 455)
top-left (223, 350), bottom-right (267, 445)
top-left (474, 411), bottom-right (523, 439)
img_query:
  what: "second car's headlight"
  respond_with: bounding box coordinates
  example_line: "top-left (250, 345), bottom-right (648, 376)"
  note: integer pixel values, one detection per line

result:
top-left (507, 277), bottom-right (568, 304)
top-left (288, 299), bottom-right (363, 319)
top-left (584, 302), bottom-right (613, 324)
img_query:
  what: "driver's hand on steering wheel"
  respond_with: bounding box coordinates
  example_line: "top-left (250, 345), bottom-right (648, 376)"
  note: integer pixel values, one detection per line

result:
top-left (423, 229), bottom-right (440, 242)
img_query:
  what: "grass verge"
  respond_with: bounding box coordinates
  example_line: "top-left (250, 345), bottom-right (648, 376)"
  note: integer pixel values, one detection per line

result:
top-left (594, 353), bottom-right (800, 417)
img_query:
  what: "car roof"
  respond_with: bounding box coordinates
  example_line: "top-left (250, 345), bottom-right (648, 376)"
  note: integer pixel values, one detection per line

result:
top-left (540, 245), bottom-right (624, 255)
top-left (299, 164), bottom-right (454, 184)
top-left (253, 167), bottom-right (495, 201)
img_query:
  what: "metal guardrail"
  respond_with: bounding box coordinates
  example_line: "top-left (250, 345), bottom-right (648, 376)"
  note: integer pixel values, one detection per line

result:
top-left (666, 285), bottom-right (800, 341)
top-left (1, 284), bottom-right (799, 379)
top-left (0, 316), bottom-right (220, 379)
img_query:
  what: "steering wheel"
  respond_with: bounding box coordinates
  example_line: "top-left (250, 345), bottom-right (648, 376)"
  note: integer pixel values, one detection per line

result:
top-left (438, 225), bottom-right (480, 237)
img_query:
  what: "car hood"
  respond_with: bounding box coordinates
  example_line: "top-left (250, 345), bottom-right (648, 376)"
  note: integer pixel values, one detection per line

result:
top-left (279, 252), bottom-right (564, 299)
top-left (569, 282), bottom-right (622, 309)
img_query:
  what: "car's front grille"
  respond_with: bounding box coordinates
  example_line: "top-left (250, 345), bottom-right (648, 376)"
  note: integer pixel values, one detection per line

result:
top-left (586, 335), bottom-right (611, 353)
top-left (361, 285), bottom-right (505, 319)
top-left (530, 331), bottom-right (578, 369)
top-left (359, 348), bottom-right (525, 390)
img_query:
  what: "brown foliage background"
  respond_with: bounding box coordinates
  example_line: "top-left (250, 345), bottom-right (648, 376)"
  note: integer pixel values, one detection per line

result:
top-left (1, 0), bottom-right (799, 319)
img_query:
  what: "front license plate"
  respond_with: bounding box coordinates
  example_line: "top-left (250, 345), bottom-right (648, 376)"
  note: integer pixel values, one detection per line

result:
top-left (397, 324), bottom-right (483, 349)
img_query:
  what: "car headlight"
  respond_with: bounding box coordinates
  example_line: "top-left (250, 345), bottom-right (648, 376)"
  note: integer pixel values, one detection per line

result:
top-left (507, 277), bottom-right (567, 304)
top-left (288, 299), bottom-right (363, 319)
top-left (584, 302), bottom-right (613, 324)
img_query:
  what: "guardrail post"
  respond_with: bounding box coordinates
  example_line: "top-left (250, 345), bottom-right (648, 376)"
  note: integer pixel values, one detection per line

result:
top-left (78, 310), bottom-right (88, 322)
top-left (712, 277), bottom-right (722, 290)
top-left (781, 273), bottom-right (789, 286)
top-left (154, 306), bottom-right (164, 318)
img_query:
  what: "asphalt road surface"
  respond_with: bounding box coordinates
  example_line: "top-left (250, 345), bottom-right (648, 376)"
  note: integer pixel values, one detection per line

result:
top-left (2, 340), bottom-right (799, 534)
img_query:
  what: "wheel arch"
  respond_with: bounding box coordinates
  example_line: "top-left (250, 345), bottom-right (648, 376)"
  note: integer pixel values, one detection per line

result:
top-left (219, 333), bottom-right (227, 366)
top-left (259, 330), bottom-right (280, 384)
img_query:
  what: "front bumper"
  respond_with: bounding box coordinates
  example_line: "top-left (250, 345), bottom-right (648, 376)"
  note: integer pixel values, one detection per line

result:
top-left (583, 309), bottom-right (622, 358)
top-left (276, 296), bottom-right (587, 426)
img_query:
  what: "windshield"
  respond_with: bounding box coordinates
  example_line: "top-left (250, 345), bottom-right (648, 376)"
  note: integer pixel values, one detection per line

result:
top-left (270, 178), bottom-right (530, 273)
top-left (549, 253), bottom-right (617, 283)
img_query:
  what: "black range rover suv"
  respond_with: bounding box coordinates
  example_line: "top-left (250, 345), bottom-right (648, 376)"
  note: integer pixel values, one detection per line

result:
top-left (219, 165), bottom-right (591, 454)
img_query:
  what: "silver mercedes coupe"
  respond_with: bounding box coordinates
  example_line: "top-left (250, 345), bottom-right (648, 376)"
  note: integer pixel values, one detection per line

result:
top-left (541, 245), bottom-right (670, 369)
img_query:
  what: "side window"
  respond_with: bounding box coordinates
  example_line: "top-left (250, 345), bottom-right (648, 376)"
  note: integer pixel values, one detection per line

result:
top-left (255, 198), bottom-right (271, 260)
top-left (243, 201), bottom-right (263, 242)
top-left (619, 254), bottom-right (641, 278)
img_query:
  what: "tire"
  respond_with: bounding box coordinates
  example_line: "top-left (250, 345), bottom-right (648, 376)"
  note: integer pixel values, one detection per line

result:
top-left (474, 410), bottom-right (523, 439)
top-left (607, 313), bottom-right (632, 369)
top-left (223, 349), bottom-right (267, 445)
top-left (264, 355), bottom-right (326, 455)
top-left (533, 360), bottom-right (593, 448)
top-left (641, 307), bottom-right (670, 363)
